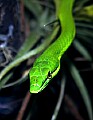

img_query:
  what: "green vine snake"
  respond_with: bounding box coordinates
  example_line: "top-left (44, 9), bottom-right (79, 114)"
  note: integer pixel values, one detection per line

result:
top-left (29, 0), bottom-right (76, 93)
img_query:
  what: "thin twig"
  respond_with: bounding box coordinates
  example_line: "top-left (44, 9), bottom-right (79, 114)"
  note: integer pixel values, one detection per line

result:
top-left (64, 95), bottom-right (84, 120)
top-left (16, 91), bottom-right (31, 120)
top-left (20, 0), bottom-right (25, 34)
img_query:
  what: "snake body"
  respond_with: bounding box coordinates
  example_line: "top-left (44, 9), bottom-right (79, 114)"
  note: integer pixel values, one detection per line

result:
top-left (29, 0), bottom-right (75, 93)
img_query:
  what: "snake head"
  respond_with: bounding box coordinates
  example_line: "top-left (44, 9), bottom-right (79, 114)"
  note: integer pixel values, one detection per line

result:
top-left (29, 59), bottom-right (60, 93)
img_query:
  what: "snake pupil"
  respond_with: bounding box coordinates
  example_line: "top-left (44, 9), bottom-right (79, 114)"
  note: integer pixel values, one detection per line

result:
top-left (47, 71), bottom-right (52, 79)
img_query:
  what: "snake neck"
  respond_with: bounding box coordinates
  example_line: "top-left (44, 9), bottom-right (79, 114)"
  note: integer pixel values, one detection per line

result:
top-left (38, 0), bottom-right (75, 62)
top-left (53, 0), bottom-right (75, 59)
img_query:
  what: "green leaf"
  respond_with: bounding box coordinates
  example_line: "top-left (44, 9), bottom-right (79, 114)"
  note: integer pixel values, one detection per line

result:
top-left (73, 39), bottom-right (92, 61)
top-left (66, 59), bottom-right (92, 120)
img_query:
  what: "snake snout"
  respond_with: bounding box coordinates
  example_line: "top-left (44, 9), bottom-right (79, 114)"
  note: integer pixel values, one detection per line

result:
top-left (30, 83), bottom-right (41, 93)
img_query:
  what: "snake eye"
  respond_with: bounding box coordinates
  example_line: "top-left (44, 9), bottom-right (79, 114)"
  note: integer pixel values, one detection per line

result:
top-left (47, 71), bottom-right (52, 79)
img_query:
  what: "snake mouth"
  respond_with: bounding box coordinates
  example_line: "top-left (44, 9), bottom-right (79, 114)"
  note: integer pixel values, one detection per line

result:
top-left (30, 78), bottom-right (51, 93)
top-left (30, 84), bottom-right (41, 93)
